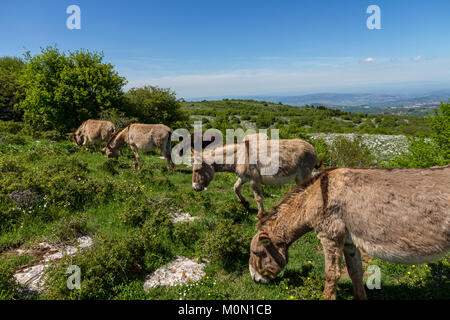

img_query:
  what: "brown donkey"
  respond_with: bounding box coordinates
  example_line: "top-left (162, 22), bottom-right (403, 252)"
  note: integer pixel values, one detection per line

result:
top-left (249, 166), bottom-right (450, 300)
top-left (102, 123), bottom-right (174, 169)
top-left (66, 119), bottom-right (116, 152)
top-left (192, 137), bottom-right (320, 218)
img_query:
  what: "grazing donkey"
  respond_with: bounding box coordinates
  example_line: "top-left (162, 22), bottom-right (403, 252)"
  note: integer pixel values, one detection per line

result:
top-left (176, 132), bottom-right (217, 157)
top-left (66, 119), bottom-right (116, 152)
top-left (249, 166), bottom-right (450, 300)
top-left (102, 123), bottom-right (174, 169)
top-left (192, 137), bottom-right (320, 219)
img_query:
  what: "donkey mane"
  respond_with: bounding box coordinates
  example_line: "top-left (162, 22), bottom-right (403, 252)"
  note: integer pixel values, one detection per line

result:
top-left (106, 124), bottom-right (130, 148)
top-left (257, 167), bottom-right (338, 229)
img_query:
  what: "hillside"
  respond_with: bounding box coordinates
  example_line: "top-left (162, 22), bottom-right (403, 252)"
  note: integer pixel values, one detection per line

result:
top-left (1, 120), bottom-right (449, 300)
top-left (181, 99), bottom-right (431, 136)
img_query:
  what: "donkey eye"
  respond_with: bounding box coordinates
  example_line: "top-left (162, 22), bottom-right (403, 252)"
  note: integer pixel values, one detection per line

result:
top-left (252, 250), bottom-right (265, 257)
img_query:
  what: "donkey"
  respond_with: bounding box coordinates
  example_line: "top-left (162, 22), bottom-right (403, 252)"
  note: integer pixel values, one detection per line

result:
top-left (176, 132), bottom-right (217, 157)
top-left (102, 123), bottom-right (174, 169)
top-left (249, 166), bottom-right (450, 300)
top-left (66, 119), bottom-right (116, 152)
top-left (192, 137), bottom-right (320, 219)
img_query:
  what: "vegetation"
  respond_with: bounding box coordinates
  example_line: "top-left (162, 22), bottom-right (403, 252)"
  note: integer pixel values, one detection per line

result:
top-left (0, 57), bottom-right (24, 121)
top-left (391, 102), bottom-right (449, 168)
top-left (0, 49), bottom-right (448, 300)
top-left (125, 86), bottom-right (189, 128)
top-left (0, 106), bottom-right (448, 299)
top-left (182, 99), bottom-right (431, 136)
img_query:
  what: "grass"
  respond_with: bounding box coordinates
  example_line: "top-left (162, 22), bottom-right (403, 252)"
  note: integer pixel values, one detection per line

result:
top-left (0, 120), bottom-right (448, 300)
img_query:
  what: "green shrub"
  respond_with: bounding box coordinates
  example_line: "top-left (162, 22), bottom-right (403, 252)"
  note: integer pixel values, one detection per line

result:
top-left (213, 200), bottom-right (251, 223)
top-left (0, 261), bottom-right (21, 299)
top-left (0, 121), bottom-right (24, 134)
top-left (48, 213), bottom-right (88, 242)
top-left (199, 220), bottom-right (250, 271)
top-left (313, 135), bottom-right (376, 167)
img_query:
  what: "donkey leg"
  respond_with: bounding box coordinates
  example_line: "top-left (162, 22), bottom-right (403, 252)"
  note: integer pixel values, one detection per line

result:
top-left (130, 145), bottom-right (142, 170)
top-left (82, 137), bottom-right (90, 152)
top-left (249, 180), bottom-right (265, 219)
top-left (321, 238), bottom-right (344, 300)
top-left (343, 244), bottom-right (367, 300)
top-left (234, 178), bottom-right (249, 209)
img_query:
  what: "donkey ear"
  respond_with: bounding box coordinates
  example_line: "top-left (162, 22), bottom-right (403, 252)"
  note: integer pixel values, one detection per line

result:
top-left (258, 232), bottom-right (272, 247)
top-left (244, 138), bottom-right (250, 151)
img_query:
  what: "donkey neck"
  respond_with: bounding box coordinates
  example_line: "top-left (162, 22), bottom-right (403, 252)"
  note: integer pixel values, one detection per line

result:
top-left (204, 144), bottom-right (240, 173)
top-left (110, 127), bottom-right (129, 150)
top-left (262, 192), bottom-right (314, 248)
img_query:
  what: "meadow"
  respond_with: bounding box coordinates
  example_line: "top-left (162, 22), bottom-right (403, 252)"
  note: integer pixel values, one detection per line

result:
top-left (0, 111), bottom-right (448, 300)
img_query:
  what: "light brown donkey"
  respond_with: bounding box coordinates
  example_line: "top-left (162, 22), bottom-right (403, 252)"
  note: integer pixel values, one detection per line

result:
top-left (249, 166), bottom-right (450, 300)
top-left (102, 123), bottom-right (174, 169)
top-left (66, 119), bottom-right (116, 152)
top-left (192, 137), bottom-right (320, 218)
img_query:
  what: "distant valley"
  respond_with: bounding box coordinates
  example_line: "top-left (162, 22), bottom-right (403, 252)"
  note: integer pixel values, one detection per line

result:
top-left (191, 90), bottom-right (450, 116)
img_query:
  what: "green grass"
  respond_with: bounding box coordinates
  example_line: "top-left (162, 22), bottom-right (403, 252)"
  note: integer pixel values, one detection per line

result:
top-left (0, 120), bottom-right (448, 300)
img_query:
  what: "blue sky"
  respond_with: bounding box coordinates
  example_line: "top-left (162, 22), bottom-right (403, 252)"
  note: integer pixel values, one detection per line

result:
top-left (1, 0), bottom-right (450, 98)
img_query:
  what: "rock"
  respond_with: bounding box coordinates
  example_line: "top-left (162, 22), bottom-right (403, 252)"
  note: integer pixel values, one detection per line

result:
top-left (13, 235), bottom-right (94, 293)
top-left (143, 256), bottom-right (207, 290)
top-left (169, 210), bottom-right (198, 224)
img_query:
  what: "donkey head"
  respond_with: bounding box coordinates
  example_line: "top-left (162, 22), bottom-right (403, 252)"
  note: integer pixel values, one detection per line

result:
top-left (249, 230), bottom-right (288, 284)
top-left (102, 146), bottom-right (119, 159)
top-left (66, 132), bottom-right (82, 146)
top-left (191, 149), bottom-right (215, 192)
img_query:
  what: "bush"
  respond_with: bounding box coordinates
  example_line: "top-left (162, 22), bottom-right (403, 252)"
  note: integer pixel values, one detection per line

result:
top-left (391, 102), bottom-right (449, 168)
top-left (0, 57), bottom-right (24, 121)
top-left (200, 220), bottom-right (250, 271)
top-left (390, 137), bottom-right (447, 168)
top-left (118, 197), bottom-right (174, 227)
top-left (48, 213), bottom-right (88, 242)
top-left (16, 46), bottom-right (127, 132)
top-left (125, 86), bottom-right (189, 128)
top-left (313, 135), bottom-right (376, 167)
top-left (0, 262), bottom-right (21, 299)
top-left (0, 120), bottom-right (24, 134)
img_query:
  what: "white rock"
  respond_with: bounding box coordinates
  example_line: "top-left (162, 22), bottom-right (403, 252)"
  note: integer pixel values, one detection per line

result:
top-left (169, 211), bottom-right (198, 224)
top-left (143, 256), bottom-right (207, 290)
top-left (13, 235), bottom-right (94, 293)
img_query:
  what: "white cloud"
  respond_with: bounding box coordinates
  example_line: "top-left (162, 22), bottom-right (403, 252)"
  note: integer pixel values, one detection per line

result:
top-left (124, 56), bottom-right (450, 98)
top-left (411, 56), bottom-right (423, 62)
top-left (361, 57), bottom-right (375, 63)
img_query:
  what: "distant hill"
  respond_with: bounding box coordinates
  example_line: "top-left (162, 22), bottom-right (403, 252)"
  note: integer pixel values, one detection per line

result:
top-left (190, 91), bottom-right (450, 115)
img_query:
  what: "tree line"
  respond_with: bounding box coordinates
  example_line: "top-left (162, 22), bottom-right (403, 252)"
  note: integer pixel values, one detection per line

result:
top-left (0, 46), bottom-right (188, 132)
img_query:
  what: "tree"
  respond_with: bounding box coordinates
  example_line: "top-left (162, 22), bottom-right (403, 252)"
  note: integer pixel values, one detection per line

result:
top-left (0, 57), bottom-right (24, 121)
top-left (391, 102), bottom-right (449, 168)
top-left (16, 46), bottom-right (127, 132)
top-left (125, 86), bottom-right (188, 127)
top-left (428, 102), bottom-right (450, 162)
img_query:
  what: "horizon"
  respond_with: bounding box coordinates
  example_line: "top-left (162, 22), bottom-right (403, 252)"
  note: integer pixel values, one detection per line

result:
top-left (1, 0), bottom-right (450, 99)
